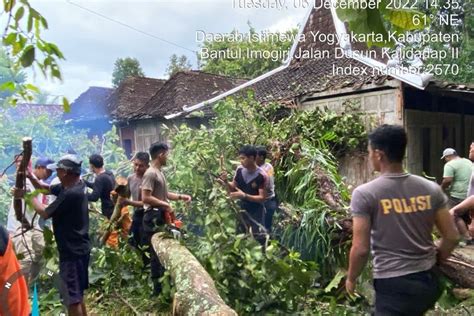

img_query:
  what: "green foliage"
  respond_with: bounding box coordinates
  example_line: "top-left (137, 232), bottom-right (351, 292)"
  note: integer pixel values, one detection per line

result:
top-left (0, 110), bottom-right (92, 170)
top-left (198, 24), bottom-right (297, 79)
top-left (336, 0), bottom-right (428, 47)
top-left (32, 90), bottom-right (60, 104)
top-left (0, 109), bottom-right (130, 225)
top-left (168, 128), bottom-right (320, 314)
top-left (165, 54), bottom-right (192, 77)
top-left (1, 0), bottom-right (66, 107)
top-left (337, 0), bottom-right (473, 82)
top-left (417, 0), bottom-right (473, 83)
top-left (99, 126), bottom-right (131, 176)
top-left (164, 95), bottom-right (367, 313)
top-left (112, 57), bottom-right (145, 87)
top-left (0, 48), bottom-right (27, 104)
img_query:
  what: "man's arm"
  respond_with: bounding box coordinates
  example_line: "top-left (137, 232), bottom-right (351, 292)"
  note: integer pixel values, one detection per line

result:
top-left (30, 197), bottom-right (49, 219)
top-left (142, 189), bottom-right (171, 210)
top-left (230, 187), bottom-right (266, 203)
top-left (435, 207), bottom-right (460, 261)
top-left (167, 192), bottom-right (192, 202)
top-left (449, 195), bottom-right (474, 215)
top-left (346, 216), bottom-right (371, 295)
top-left (441, 177), bottom-right (453, 191)
top-left (122, 199), bottom-right (144, 208)
top-left (27, 173), bottom-right (50, 193)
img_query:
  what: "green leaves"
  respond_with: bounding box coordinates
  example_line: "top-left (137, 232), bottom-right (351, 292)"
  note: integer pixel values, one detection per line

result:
top-left (20, 45), bottom-right (34, 67)
top-left (199, 24), bottom-right (297, 79)
top-left (385, 9), bottom-right (428, 30)
top-left (111, 57), bottom-right (145, 87)
top-left (14, 6), bottom-right (24, 21)
top-left (1, 0), bottom-right (66, 105)
top-left (162, 94), bottom-right (369, 313)
top-left (62, 97), bottom-right (70, 112)
top-left (336, 0), bottom-right (427, 47)
top-left (324, 270), bottom-right (346, 293)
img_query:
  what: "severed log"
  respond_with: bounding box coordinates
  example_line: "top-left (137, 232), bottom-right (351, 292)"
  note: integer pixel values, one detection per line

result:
top-left (14, 137), bottom-right (33, 230)
top-left (439, 246), bottom-right (474, 289)
top-left (275, 206), bottom-right (474, 288)
top-left (151, 233), bottom-right (237, 316)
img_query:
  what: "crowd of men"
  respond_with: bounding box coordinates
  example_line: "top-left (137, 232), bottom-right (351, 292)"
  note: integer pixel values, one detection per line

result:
top-left (2, 125), bottom-right (474, 315)
top-left (0, 142), bottom-right (278, 315)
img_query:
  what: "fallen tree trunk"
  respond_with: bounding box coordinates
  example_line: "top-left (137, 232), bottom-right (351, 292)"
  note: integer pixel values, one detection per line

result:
top-left (151, 233), bottom-right (237, 316)
top-left (440, 246), bottom-right (474, 289)
top-left (275, 206), bottom-right (474, 289)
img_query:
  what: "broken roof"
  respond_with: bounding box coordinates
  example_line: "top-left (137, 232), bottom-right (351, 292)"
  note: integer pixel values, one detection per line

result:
top-left (107, 77), bottom-right (166, 120)
top-left (175, 1), bottom-right (435, 117)
top-left (3, 103), bottom-right (63, 119)
top-left (250, 6), bottom-right (390, 103)
top-left (134, 70), bottom-right (246, 119)
top-left (64, 86), bottom-right (114, 122)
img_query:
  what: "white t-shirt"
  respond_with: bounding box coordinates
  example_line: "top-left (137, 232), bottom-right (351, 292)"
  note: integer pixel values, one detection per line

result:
top-left (7, 178), bottom-right (43, 234)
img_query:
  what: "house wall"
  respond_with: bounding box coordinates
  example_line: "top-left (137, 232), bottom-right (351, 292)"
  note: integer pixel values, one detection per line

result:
top-left (130, 120), bottom-right (169, 153)
top-left (120, 127), bottom-right (135, 158)
top-left (405, 109), bottom-right (474, 182)
top-left (301, 86), bottom-right (473, 188)
top-left (118, 117), bottom-right (209, 155)
top-left (300, 88), bottom-right (401, 189)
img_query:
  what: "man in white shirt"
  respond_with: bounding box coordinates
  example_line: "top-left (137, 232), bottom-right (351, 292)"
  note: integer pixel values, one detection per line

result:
top-left (7, 156), bottom-right (54, 284)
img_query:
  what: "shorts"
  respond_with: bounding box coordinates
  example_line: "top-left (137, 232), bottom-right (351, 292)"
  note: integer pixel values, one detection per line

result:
top-left (449, 196), bottom-right (472, 226)
top-left (59, 254), bottom-right (90, 306)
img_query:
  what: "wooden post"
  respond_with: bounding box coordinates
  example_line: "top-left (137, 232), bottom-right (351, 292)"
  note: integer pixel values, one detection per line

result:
top-left (151, 233), bottom-right (237, 316)
top-left (14, 137), bottom-right (32, 229)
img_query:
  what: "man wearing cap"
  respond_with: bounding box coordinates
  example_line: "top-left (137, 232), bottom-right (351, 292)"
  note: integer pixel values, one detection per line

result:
top-left (6, 156), bottom-right (54, 284)
top-left (445, 144), bottom-right (474, 244)
top-left (21, 155), bottom-right (90, 316)
top-left (441, 148), bottom-right (473, 244)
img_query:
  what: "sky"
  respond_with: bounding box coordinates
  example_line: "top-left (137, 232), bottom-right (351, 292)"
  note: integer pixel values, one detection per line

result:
top-left (28, 0), bottom-right (308, 102)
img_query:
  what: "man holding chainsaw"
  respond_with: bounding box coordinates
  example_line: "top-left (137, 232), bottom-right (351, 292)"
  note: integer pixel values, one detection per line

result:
top-left (141, 142), bottom-right (191, 296)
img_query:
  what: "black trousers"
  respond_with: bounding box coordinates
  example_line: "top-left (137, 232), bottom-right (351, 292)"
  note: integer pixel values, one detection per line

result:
top-left (129, 208), bottom-right (149, 265)
top-left (237, 205), bottom-right (266, 245)
top-left (142, 209), bottom-right (166, 281)
top-left (129, 209), bottom-right (145, 247)
top-left (373, 267), bottom-right (443, 316)
top-left (264, 197), bottom-right (278, 233)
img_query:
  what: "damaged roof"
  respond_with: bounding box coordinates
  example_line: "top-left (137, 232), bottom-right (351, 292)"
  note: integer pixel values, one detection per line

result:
top-left (135, 70), bottom-right (246, 119)
top-left (250, 6), bottom-right (389, 103)
top-left (107, 77), bottom-right (166, 120)
top-left (64, 86), bottom-right (114, 121)
top-left (3, 103), bottom-right (63, 118)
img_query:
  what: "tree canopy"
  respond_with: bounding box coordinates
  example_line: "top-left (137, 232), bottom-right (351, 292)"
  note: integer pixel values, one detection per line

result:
top-left (165, 54), bottom-right (192, 77)
top-left (111, 57), bottom-right (145, 87)
top-left (198, 24), bottom-right (297, 79)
